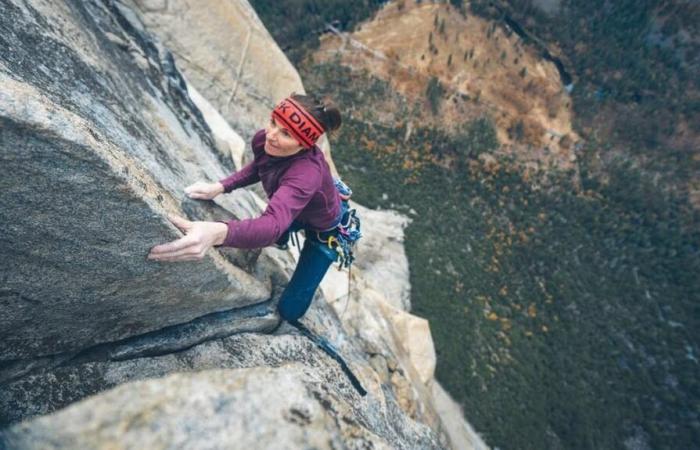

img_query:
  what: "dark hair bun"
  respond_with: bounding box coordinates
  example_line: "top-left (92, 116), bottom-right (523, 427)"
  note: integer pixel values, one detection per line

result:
top-left (291, 93), bottom-right (342, 132)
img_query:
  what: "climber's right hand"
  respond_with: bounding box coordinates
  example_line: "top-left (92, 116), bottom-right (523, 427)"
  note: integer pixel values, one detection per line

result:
top-left (184, 181), bottom-right (224, 200)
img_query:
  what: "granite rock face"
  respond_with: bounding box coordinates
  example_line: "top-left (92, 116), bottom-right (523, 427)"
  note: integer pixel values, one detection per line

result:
top-left (128, 0), bottom-right (305, 143)
top-left (2, 364), bottom-right (438, 450)
top-left (0, 0), bottom-right (278, 366)
top-left (0, 323), bottom-right (441, 449)
top-left (350, 203), bottom-right (413, 311)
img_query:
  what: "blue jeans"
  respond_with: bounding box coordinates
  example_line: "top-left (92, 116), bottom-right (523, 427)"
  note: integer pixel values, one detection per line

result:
top-left (276, 203), bottom-right (348, 322)
top-left (277, 233), bottom-right (338, 322)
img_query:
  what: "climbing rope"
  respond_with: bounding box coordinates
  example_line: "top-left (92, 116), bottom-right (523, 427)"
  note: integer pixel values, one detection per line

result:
top-left (289, 320), bottom-right (367, 396)
top-left (340, 264), bottom-right (352, 321)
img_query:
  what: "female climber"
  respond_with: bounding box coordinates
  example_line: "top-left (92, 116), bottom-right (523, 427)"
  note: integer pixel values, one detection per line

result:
top-left (147, 94), bottom-right (358, 324)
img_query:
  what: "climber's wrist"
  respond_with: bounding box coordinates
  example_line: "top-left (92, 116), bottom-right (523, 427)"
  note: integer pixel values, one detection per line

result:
top-left (212, 221), bottom-right (228, 247)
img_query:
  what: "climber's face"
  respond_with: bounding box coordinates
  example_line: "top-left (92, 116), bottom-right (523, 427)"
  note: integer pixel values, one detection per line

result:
top-left (264, 117), bottom-right (305, 157)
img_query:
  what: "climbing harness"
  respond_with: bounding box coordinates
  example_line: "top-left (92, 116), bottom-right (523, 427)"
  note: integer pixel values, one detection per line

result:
top-left (289, 319), bottom-right (367, 397)
top-left (280, 177), bottom-right (362, 271)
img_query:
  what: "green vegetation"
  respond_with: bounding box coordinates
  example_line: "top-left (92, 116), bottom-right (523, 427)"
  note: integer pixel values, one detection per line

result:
top-left (248, 0), bottom-right (386, 64)
top-left (302, 63), bottom-right (700, 450)
top-left (469, 0), bottom-right (700, 191)
top-left (250, 2), bottom-right (700, 448)
top-left (449, 0), bottom-right (466, 14)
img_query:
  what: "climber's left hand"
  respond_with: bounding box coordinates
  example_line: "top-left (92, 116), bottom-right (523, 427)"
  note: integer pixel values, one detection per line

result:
top-left (147, 214), bottom-right (228, 262)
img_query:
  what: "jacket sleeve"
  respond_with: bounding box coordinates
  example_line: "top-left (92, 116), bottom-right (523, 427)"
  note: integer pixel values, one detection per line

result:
top-left (219, 162), bottom-right (322, 249)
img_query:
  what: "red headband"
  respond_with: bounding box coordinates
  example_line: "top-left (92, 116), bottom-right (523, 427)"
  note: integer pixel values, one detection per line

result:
top-left (271, 97), bottom-right (325, 148)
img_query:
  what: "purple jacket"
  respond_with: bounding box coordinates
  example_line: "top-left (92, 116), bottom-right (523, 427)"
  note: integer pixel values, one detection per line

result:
top-left (218, 129), bottom-right (341, 248)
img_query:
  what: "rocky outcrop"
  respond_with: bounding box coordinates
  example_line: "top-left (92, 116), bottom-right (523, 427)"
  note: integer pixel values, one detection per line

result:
top-left (318, 204), bottom-right (411, 314)
top-left (1, 317), bottom-right (441, 449)
top-left (128, 0), bottom-right (303, 143)
top-left (431, 382), bottom-right (491, 450)
top-left (5, 367), bottom-right (371, 450)
top-left (0, 0), bottom-right (278, 368)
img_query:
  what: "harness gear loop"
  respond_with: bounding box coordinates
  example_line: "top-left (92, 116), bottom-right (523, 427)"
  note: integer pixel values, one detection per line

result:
top-left (326, 236), bottom-right (339, 249)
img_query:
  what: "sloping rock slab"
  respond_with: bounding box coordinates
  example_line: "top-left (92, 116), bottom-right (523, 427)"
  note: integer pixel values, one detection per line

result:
top-left (0, 0), bottom-right (271, 362)
top-left (1, 333), bottom-right (441, 449)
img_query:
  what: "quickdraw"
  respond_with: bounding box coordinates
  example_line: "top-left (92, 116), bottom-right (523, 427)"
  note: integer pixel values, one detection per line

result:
top-left (316, 204), bottom-right (361, 270)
